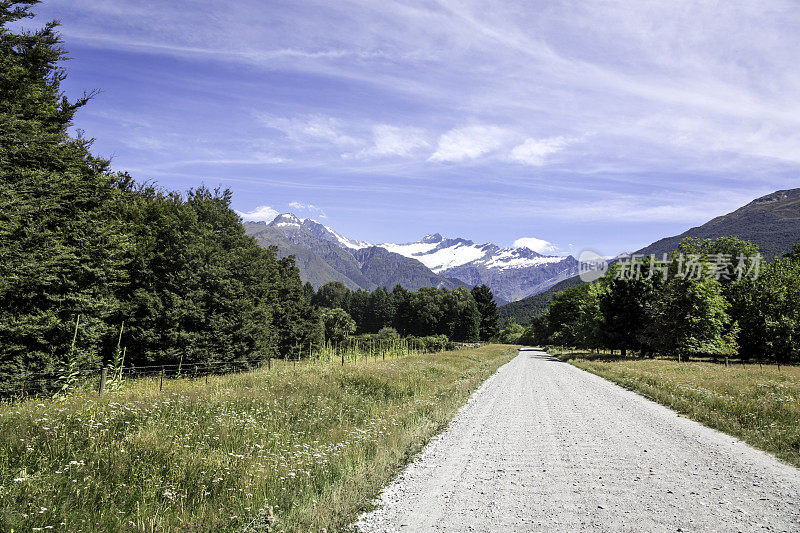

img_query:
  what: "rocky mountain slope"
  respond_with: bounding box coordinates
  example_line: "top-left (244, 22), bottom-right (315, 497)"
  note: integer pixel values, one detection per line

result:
top-left (243, 215), bottom-right (460, 291)
top-left (244, 216), bottom-right (577, 300)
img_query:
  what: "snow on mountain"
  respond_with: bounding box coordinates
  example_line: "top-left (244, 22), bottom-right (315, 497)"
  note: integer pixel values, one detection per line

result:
top-left (255, 215), bottom-right (577, 301)
top-left (479, 248), bottom-right (568, 270)
top-left (379, 233), bottom-right (570, 274)
top-left (325, 226), bottom-right (372, 250)
top-left (376, 233), bottom-right (579, 301)
top-left (380, 234), bottom-right (488, 272)
top-left (270, 213), bottom-right (304, 227)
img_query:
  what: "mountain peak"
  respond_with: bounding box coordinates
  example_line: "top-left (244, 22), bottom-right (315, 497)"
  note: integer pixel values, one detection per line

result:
top-left (422, 233), bottom-right (443, 243)
top-left (269, 213), bottom-right (303, 227)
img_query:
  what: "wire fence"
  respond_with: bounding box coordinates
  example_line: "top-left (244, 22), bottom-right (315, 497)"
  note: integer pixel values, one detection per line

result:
top-left (1, 340), bottom-right (478, 402)
top-left (1, 358), bottom-right (270, 399)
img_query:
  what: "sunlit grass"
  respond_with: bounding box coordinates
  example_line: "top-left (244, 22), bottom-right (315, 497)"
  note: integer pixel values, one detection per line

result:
top-left (557, 350), bottom-right (800, 468)
top-left (0, 344), bottom-right (518, 532)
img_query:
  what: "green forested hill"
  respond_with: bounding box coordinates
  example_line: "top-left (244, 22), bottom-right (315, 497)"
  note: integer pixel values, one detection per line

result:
top-left (636, 189), bottom-right (800, 260)
top-left (498, 275), bottom-right (584, 326)
top-left (499, 188), bottom-right (800, 326)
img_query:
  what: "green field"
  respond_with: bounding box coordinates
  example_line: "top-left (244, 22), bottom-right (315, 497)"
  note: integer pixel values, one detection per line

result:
top-left (556, 350), bottom-right (800, 468)
top-left (0, 345), bottom-right (518, 532)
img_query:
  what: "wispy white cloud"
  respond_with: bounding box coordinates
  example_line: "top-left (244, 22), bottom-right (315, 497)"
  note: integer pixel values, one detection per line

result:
top-left (33, 0), bottom-right (800, 253)
top-left (258, 114), bottom-right (362, 148)
top-left (429, 125), bottom-right (512, 163)
top-left (236, 205), bottom-right (279, 222)
top-left (355, 125), bottom-right (430, 159)
top-left (509, 136), bottom-right (574, 166)
top-left (514, 189), bottom-right (762, 224)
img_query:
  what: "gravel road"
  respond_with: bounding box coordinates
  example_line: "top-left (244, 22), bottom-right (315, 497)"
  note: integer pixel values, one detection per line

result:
top-left (356, 347), bottom-right (800, 532)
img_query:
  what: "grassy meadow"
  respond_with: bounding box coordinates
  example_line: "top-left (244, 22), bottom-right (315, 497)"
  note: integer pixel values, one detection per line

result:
top-left (0, 344), bottom-right (518, 532)
top-left (555, 349), bottom-right (800, 468)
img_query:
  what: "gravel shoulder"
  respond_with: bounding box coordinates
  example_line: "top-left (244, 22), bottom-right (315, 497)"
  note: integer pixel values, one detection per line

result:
top-left (355, 347), bottom-right (800, 532)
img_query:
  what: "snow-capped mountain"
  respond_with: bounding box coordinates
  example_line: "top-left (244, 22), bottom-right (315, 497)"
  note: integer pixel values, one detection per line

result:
top-left (242, 215), bottom-right (462, 292)
top-left (380, 233), bottom-right (568, 273)
top-left (379, 233), bottom-right (578, 302)
top-left (242, 214), bottom-right (577, 302)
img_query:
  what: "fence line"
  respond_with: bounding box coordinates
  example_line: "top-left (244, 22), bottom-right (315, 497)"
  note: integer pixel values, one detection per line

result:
top-left (1, 339), bottom-right (465, 401)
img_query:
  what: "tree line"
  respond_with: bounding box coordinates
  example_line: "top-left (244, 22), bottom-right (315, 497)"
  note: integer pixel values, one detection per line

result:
top-left (309, 281), bottom-right (499, 344)
top-left (510, 236), bottom-right (800, 363)
top-left (0, 3), bottom-right (320, 381)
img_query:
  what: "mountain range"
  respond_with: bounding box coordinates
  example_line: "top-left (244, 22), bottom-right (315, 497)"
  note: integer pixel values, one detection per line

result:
top-left (243, 214), bottom-right (578, 302)
top-left (498, 188), bottom-right (800, 325)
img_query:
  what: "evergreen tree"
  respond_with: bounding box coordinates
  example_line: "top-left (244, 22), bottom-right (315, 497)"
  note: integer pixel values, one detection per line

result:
top-left (366, 287), bottom-right (395, 333)
top-left (0, 2), bottom-right (127, 377)
top-left (599, 261), bottom-right (660, 356)
top-left (303, 281), bottom-right (315, 302)
top-left (547, 285), bottom-right (588, 347)
top-left (0, 3), bottom-right (320, 383)
top-left (471, 284), bottom-right (499, 340)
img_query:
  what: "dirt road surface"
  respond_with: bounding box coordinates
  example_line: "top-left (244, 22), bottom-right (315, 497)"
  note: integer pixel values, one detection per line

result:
top-left (356, 347), bottom-right (800, 532)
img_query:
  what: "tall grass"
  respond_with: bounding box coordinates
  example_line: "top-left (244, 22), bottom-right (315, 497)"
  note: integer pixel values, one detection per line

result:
top-left (0, 344), bottom-right (517, 532)
top-left (305, 338), bottom-right (426, 364)
top-left (560, 352), bottom-right (800, 468)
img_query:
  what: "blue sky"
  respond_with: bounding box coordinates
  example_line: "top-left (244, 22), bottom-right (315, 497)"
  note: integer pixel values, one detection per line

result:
top-left (26, 0), bottom-right (800, 255)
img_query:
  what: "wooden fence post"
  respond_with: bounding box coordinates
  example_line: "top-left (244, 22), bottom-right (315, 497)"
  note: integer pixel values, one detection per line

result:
top-left (267, 357), bottom-right (271, 371)
top-left (160, 367), bottom-right (164, 391)
top-left (99, 367), bottom-right (108, 397)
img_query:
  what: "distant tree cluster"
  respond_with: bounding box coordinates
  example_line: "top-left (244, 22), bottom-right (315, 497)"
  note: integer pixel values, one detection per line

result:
top-left (516, 236), bottom-right (800, 363)
top-left (309, 282), bottom-right (499, 343)
top-left (0, 3), bottom-right (318, 379)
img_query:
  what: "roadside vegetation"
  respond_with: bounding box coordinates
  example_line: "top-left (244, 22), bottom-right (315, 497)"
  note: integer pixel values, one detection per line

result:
top-left (508, 235), bottom-right (800, 365)
top-left (555, 349), bottom-right (800, 468)
top-left (0, 344), bottom-right (518, 532)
